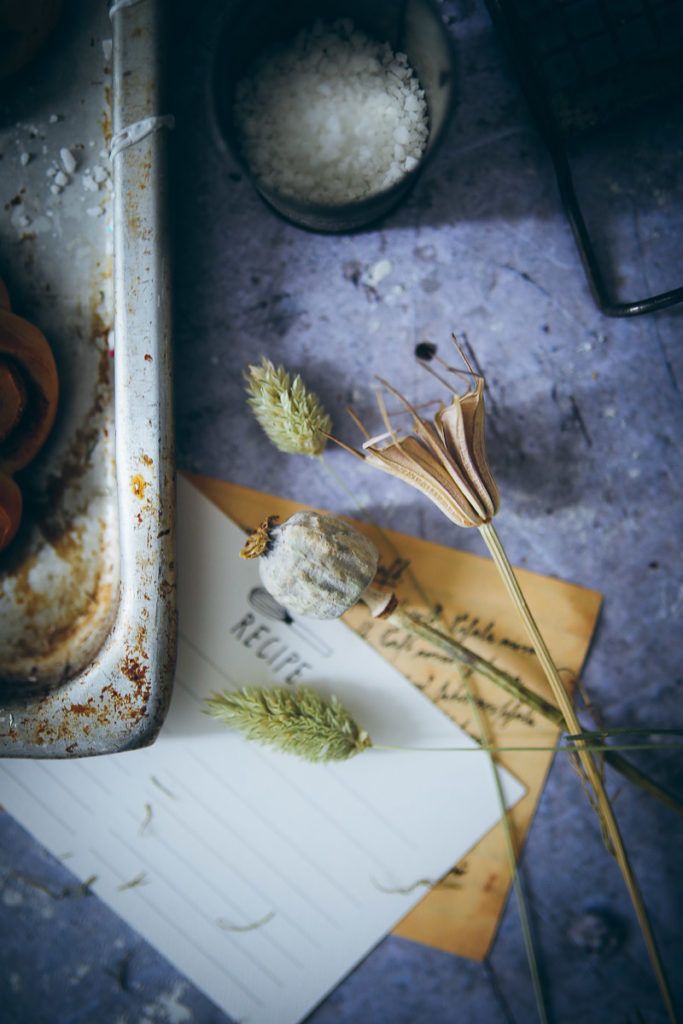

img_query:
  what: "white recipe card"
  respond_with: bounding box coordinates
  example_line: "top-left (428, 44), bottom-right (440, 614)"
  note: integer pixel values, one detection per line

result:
top-left (0, 476), bottom-right (525, 1024)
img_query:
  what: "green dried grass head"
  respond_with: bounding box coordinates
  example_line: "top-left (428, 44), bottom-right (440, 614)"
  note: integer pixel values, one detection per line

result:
top-left (244, 356), bottom-right (332, 456)
top-left (204, 685), bottom-right (371, 762)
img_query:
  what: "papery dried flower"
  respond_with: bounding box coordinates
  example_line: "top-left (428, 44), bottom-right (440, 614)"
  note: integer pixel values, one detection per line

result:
top-left (334, 338), bottom-right (500, 528)
top-left (204, 685), bottom-right (371, 762)
top-left (329, 336), bottom-right (675, 1017)
top-left (244, 356), bottom-right (332, 456)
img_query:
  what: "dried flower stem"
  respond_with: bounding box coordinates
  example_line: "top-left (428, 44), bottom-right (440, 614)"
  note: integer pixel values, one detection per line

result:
top-left (361, 584), bottom-right (683, 818)
top-left (478, 519), bottom-right (677, 1024)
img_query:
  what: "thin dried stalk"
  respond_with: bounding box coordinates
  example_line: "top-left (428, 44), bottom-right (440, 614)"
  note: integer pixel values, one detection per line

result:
top-left (461, 670), bottom-right (549, 1024)
top-left (479, 519), bottom-right (676, 1024)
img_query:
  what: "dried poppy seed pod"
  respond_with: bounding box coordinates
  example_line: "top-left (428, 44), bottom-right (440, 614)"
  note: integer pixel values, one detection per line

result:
top-left (242, 510), bottom-right (381, 619)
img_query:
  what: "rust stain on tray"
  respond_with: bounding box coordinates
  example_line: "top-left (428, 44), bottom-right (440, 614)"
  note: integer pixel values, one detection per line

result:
top-left (122, 654), bottom-right (148, 690)
top-left (131, 473), bottom-right (146, 498)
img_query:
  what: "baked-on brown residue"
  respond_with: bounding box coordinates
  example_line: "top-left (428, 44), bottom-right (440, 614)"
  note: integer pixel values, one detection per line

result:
top-left (121, 653), bottom-right (147, 688)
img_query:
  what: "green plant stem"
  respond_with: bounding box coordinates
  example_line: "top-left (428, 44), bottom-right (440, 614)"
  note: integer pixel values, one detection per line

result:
top-left (381, 605), bottom-right (683, 819)
top-left (461, 672), bottom-right (549, 1024)
top-left (594, 749), bottom-right (683, 818)
top-left (478, 520), bottom-right (677, 1024)
top-left (387, 604), bottom-right (563, 720)
top-left (373, 742), bottom-right (683, 754)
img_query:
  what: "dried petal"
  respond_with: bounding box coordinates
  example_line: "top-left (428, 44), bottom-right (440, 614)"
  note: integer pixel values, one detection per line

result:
top-left (333, 338), bottom-right (499, 529)
top-left (436, 374), bottom-right (500, 519)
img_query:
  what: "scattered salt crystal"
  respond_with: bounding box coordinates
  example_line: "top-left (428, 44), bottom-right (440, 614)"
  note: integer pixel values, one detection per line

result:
top-left (86, 206), bottom-right (104, 217)
top-left (362, 258), bottom-right (393, 288)
top-left (49, 183), bottom-right (62, 195)
top-left (19, 152), bottom-right (31, 167)
top-left (82, 174), bottom-right (99, 192)
top-left (92, 164), bottom-right (108, 183)
top-left (60, 147), bottom-right (77, 175)
top-left (48, 113), bottom-right (60, 124)
top-left (46, 166), bottom-right (57, 178)
top-left (54, 170), bottom-right (69, 188)
top-left (102, 38), bottom-right (113, 62)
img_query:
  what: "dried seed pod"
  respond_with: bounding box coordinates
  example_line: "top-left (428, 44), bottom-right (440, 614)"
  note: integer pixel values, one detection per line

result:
top-left (0, 307), bottom-right (59, 473)
top-left (254, 510), bottom-right (379, 619)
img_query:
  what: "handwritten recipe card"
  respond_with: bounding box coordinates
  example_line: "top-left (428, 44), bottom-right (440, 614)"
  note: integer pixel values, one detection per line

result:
top-left (0, 476), bottom-right (525, 1024)
top-left (203, 474), bottom-right (603, 960)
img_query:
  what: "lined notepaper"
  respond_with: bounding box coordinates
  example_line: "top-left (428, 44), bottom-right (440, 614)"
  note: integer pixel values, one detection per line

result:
top-left (0, 477), bottom-right (525, 1024)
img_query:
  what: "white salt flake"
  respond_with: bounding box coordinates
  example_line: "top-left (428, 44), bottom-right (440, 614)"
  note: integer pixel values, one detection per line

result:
top-left (60, 147), bottom-right (77, 175)
top-left (92, 164), bottom-right (108, 183)
top-left (82, 174), bottom-right (99, 192)
top-left (19, 151), bottom-right (31, 167)
top-left (362, 258), bottom-right (393, 288)
top-left (54, 170), bottom-right (69, 188)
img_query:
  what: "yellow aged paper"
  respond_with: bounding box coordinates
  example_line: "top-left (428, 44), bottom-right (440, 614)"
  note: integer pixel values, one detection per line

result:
top-left (187, 474), bottom-right (602, 961)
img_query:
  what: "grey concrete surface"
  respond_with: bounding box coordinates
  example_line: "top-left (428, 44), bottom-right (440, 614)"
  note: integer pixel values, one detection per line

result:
top-left (1, 1), bottom-right (682, 1022)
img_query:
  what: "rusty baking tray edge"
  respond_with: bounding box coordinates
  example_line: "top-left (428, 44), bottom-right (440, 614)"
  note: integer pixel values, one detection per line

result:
top-left (0, 0), bottom-right (177, 758)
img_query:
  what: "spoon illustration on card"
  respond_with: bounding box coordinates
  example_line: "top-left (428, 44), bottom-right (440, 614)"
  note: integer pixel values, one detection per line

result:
top-left (248, 586), bottom-right (333, 658)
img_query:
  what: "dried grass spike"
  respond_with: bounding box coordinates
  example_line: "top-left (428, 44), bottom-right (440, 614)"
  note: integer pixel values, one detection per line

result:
top-left (204, 685), bottom-right (371, 762)
top-left (244, 356), bottom-right (332, 456)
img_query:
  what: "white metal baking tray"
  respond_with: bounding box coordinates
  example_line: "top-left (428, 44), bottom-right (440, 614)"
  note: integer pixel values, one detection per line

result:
top-left (0, 0), bottom-right (176, 756)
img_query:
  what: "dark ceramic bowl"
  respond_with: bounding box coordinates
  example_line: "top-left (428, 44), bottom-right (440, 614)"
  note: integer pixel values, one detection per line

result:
top-left (210, 0), bottom-right (455, 232)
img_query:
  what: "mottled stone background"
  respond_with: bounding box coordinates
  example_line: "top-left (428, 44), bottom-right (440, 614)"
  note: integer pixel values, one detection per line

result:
top-left (2, 1), bottom-right (682, 1022)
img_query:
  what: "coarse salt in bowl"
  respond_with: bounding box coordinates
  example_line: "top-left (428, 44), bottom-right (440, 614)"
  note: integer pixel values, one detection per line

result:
top-left (234, 19), bottom-right (429, 206)
top-left (212, 0), bottom-right (454, 232)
